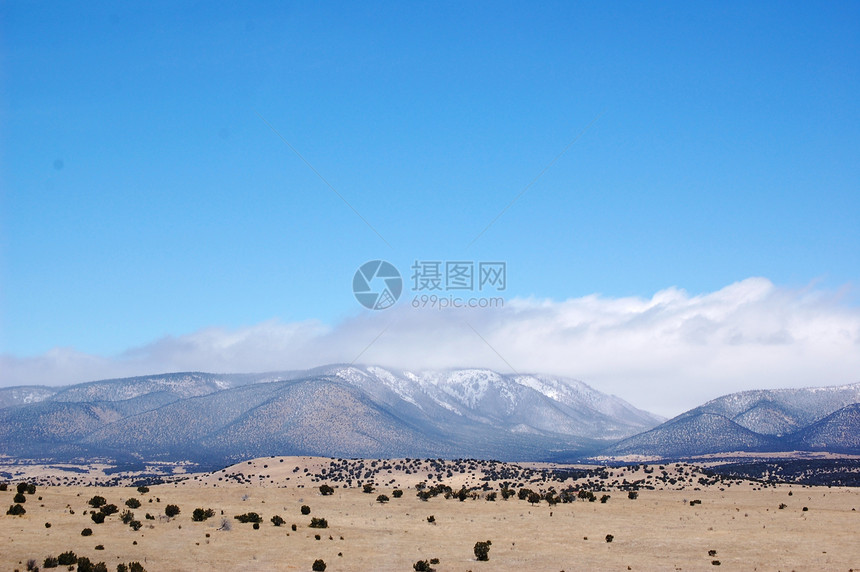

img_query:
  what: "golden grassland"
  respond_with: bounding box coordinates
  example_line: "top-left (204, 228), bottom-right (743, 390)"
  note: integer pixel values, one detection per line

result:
top-left (2, 457), bottom-right (859, 571)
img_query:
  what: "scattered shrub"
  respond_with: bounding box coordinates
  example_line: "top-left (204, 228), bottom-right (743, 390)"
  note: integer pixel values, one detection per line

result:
top-left (708, 549), bottom-right (717, 556)
top-left (120, 510), bottom-right (135, 524)
top-left (95, 545), bottom-right (104, 550)
top-left (164, 504), bottom-right (180, 518)
top-left (88, 496), bottom-right (107, 508)
top-left (690, 499), bottom-right (702, 506)
top-left (605, 534), bottom-right (614, 543)
top-left (45, 522), bottom-right (51, 528)
top-left (26, 558), bottom-right (37, 571)
top-left (0, 483), bottom-right (6, 491)
top-left (301, 505), bottom-right (311, 515)
top-left (271, 515), bottom-right (285, 527)
top-left (778, 503), bottom-right (787, 510)
top-left (362, 483), bottom-right (374, 494)
top-left (600, 494), bottom-right (611, 504)
top-left (13, 492), bottom-right (27, 503)
top-left (319, 484), bottom-right (334, 496)
top-left (43, 556), bottom-right (58, 568)
top-left (82, 527), bottom-right (93, 536)
top-left (291, 523), bottom-right (297, 531)
top-left (312, 559), bottom-right (327, 571)
top-left (252, 522), bottom-right (260, 530)
top-left (6, 504), bottom-right (26, 515)
top-left (57, 551), bottom-right (78, 565)
top-left (100, 504), bottom-right (119, 516)
top-left (128, 562), bottom-right (146, 572)
top-left (413, 560), bottom-right (434, 571)
top-left (91, 512), bottom-right (106, 524)
top-left (802, 506), bottom-right (809, 511)
top-left (234, 512), bottom-right (262, 524)
top-left (125, 498), bottom-right (141, 509)
top-left (474, 540), bottom-right (492, 561)
top-left (129, 520), bottom-right (142, 531)
top-left (628, 491), bottom-right (638, 500)
top-left (136, 486), bottom-right (150, 494)
top-left (26, 483), bottom-right (37, 494)
top-left (376, 494), bottom-right (390, 503)
top-left (309, 517), bottom-right (328, 529)
top-left (192, 508), bottom-right (215, 522)
top-left (427, 515), bottom-right (435, 524)
top-left (392, 489), bottom-right (403, 498)
top-left (712, 560), bottom-right (721, 566)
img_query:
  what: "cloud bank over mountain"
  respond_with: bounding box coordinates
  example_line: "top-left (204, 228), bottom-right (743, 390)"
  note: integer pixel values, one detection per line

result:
top-left (3, 277), bottom-right (858, 416)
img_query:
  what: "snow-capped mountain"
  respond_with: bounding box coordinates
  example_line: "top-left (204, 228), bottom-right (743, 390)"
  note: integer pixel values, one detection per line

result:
top-left (0, 365), bottom-right (661, 464)
top-left (606, 382), bottom-right (860, 458)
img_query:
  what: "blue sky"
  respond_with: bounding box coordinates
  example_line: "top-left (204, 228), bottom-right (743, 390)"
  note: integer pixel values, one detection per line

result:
top-left (1, 2), bottom-right (859, 408)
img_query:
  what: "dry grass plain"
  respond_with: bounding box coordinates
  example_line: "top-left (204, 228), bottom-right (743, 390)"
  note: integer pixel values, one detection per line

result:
top-left (2, 456), bottom-right (859, 571)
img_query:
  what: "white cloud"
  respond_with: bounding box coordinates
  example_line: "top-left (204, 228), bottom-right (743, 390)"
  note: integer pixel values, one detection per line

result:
top-left (2, 277), bottom-right (858, 417)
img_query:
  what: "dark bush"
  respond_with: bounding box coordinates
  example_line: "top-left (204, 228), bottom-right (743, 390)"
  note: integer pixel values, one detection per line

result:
top-left (486, 492), bottom-right (497, 501)
top-left (474, 540), bottom-right (492, 561)
top-left (17, 482), bottom-right (28, 494)
top-left (0, 483), bottom-right (6, 491)
top-left (165, 504), bottom-right (180, 518)
top-left (129, 520), bottom-right (142, 531)
top-left (125, 498), bottom-right (141, 509)
top-left (57, 551), bottom-right (78, 565)
top-left (301, 504), bottom-right (311, 515)
top-left (26, 483), bottom-right (36, 494)
top-left (712, 560), bottom-right (721, 566)
top-left (802, 506), bottom-right (809, 511)
top-left (376, 494), bottom-right (390, 503)
top-left (605, 534), bottom-right (614, 543)
top-left (362, 483), bottom-right (374, 493)
top-left (192, 508), bottom-right (215, 522)
top-left (100, 504), bottom-right (119, 516)
top-left (778, 503), bottom-right (787, 510)
top-left (413, 560), bottom-right (434, 571)
top-left (628, 491), bottom-right (638, 500)
top-left (129, 563), bottom-right (146, 572)
top-left (427, 515), bottom-right (435, 524)
top-left (234, 512), bottom-right (263, 523)
top-left (392, 489), bottom-right (403, 498)
top-left (13, 492), bottom-right (26, 503)
top-left (91, 512), bottom-right (106, 524)
top-left (271, 515), bottom-right (285, 527)
top-left (43, 556), bottom-right (58, 568)
top-left (88, 496), bottom-right (107, 508)
top-left (600, 495), bottom-right (611, 504)
top-left (309, 517), bottom-right (328, 528)
top-left (82, 527), bottom-right (93, 536)
top-left (312, 559), bottom-right (327, 571)
top-left (252, 522), bottom-right (260, 530)
top-left (136, 486), bottom-right (150, 494)
top-left (6, 503), bottom-right (26, 515)
top-left (291, 523), bottom-right (297, 531)
top-left (95, 545), bottom-right (104, 550)
top-left (117, 565), bottom-right (128, 572)
top-left (319, 484), bottom-right (334, 496)
top-left (45, 522), bottom-right (51, 528)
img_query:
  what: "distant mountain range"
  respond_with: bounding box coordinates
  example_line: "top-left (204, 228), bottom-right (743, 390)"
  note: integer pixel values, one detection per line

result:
top-left (1, 367), bottom-right (857, 464)
top-left (0, 366), bottom-right (663, 464)
top-left (606, 383), bottom-right (860, 458)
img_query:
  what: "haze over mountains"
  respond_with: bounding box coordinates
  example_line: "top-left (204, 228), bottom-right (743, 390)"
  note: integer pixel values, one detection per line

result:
top-left (1, 366), bottom-right (858, 465)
